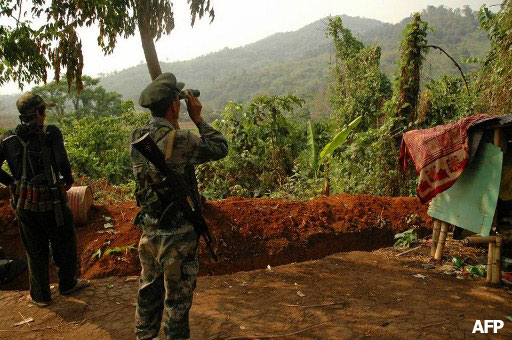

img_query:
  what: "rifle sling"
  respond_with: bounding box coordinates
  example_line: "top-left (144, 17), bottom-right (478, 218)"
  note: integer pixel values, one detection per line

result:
top-left (165, 130), bottom-right (177, 161)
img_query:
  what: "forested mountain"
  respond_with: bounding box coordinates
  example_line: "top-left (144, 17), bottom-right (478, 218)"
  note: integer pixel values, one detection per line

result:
top-left (0, 6), bottom-right (489, 127)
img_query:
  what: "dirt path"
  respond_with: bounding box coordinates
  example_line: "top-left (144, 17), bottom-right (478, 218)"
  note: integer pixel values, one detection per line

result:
top-left (0, 246), bottom-right (510, 340)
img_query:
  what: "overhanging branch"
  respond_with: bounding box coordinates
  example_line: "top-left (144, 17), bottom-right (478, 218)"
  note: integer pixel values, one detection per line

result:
top-left (427, 44), bottom-right (470, 95)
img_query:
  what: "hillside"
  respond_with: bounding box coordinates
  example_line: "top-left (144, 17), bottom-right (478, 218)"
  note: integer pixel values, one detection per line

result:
top-left (98, 14), bottom-right (383, 117)
top-left (0, 6), bottom-right (490, 127)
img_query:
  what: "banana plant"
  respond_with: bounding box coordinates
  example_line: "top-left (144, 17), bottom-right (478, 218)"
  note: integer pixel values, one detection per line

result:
top-left (318, 116), bottom-right (362, 166)
top-left (315, 116), bottom-right (362, 196)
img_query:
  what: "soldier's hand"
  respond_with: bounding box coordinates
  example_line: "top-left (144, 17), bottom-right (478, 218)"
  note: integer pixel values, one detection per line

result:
top-left (186, 94), bottom-right (203, 124)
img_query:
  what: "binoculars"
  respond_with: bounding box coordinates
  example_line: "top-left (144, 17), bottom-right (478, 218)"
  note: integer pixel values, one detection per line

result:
top-left (179, 89), bottom-right (200, 100)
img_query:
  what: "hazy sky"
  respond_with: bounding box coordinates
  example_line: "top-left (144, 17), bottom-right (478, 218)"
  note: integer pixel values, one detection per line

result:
top-left (0, 0), bottom-right (490, 95)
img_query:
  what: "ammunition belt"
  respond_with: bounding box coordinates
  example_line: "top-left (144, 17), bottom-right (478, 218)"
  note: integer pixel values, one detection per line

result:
top-left (10, 180), bottom-right (67, 213)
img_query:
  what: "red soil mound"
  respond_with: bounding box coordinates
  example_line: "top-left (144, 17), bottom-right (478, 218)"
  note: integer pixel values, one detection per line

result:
top-left (0, 194), bottom-right (431, 285)
top-left (79, 194), bottom-right (431, 279)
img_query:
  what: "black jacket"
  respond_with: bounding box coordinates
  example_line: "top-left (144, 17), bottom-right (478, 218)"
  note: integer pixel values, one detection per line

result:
top-left (0, 124), bottom-right (73, 186)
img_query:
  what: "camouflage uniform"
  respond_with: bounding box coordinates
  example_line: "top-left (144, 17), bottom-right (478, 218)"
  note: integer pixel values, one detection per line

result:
top-left (131, 73), bottom-right (228, 340)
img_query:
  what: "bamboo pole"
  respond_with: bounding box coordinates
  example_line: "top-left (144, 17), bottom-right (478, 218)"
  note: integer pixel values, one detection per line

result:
top-left (487, 241), bottom-right (495, 284)
top-left (494, 128), bottom-right (503, 148)
top-left (430, 220), bottom-right (441, 257)
top-left (434, 222), bottom-right (449, 260)
top-left (492, 235), bottom-right (503, 285)
top-left (463, 235), bottom-right (512, 244)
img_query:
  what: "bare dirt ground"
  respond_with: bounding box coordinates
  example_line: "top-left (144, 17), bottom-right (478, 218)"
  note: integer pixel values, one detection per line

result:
top-left (1, 195), bottom-right (511, 339)
top-left (0, 244), bottom-right (511, 340)
top-left (1, 194), bottom-right (433, 290)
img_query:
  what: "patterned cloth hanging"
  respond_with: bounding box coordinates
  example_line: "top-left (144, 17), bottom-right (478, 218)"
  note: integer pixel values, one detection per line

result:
top-left (400, 114), bottom-right (494, 203)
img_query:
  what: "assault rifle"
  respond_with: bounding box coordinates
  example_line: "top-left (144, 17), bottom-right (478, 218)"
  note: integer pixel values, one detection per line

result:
top-left (131, 132), bottom-right (219, 262)
top-left (39, 130), bottom-right (64, 226)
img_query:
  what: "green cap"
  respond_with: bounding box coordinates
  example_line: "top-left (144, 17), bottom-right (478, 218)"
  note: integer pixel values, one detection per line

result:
top-left (139, 73), bottom-right (185, 108)
top-left (16, 92), bottom-right (54, 115)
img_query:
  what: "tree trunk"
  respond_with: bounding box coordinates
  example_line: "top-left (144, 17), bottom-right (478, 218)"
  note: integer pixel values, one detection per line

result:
top-left (139, 26), bottom-right (162, 81)
top-left (323, 159), bottom-right (330, 196)
top-left (137, 1), bottom-right (162, 81)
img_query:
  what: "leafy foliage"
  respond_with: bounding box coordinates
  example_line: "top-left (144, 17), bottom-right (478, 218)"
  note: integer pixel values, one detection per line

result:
top-left (31, 76), bottom-right (124, 121)
top-left (104, 244), bottom-right (136, 256)
top-left (417, 75), bottom-right (478, 127)
top-left (476, 1), bottom-right (512, 116)
top-left (318, 116), bottom-right (361, 165)
top-left (394, 229), bottom-right (418, 248)
top-left (60, 102), bottom-right (149, 184)
top-left (197, 94), bottom-right (311, 198)
top-left (326, 17), bottom-right (391, 131)
top-left (74, 8), bottom-right (488, 123)
top-left (3, 6), bottom-right (508, 205)
top-left (0, 0), bottom-right (214, 91)
top-left (0, 8), bottom-right (490, 126)
top-left (394, 13), bottom-right (429, 124)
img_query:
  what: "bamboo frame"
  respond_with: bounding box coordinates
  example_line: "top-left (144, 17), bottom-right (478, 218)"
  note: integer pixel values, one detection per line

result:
top-left (463, 235), bottom-right (512, 244)
top-left (431, 219), bottom-right (441, 257)
top-left (427, 128), bottom-right (508, 283)
top-left (434, 222), bottom-right (449, 260)
top-left (488, 242), bottom-right (495, 284)
top-left (494, 127), bottom-right (503, 148)
top-left (463, 234), bottom-right (511, 286)
top-left (493, 235), bottom-right (503, 285)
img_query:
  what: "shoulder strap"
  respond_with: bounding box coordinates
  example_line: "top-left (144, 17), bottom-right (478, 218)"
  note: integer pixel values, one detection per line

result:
top-left (165, 130), bottom-right (177, 161)
top-left (154, 126), bottom-right (172, 144)
top-left (16, 136), bottom-right (30, 181)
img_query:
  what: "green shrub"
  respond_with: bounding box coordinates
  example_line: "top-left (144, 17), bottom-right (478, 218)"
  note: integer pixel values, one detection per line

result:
top-left (60, 101), bottom-right (149, 184)
top-left (197, 94), bottom-right (312, 199)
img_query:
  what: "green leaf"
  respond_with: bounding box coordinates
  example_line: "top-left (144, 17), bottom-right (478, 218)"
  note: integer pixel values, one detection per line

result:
top-left (90, 249), bottom-right (102, 260)
top-left (318, 116), bottom-right (362, 165)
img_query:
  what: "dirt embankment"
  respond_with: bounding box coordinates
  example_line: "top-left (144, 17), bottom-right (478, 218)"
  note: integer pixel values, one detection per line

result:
top-left (1, 194), bottom-right (431, 284)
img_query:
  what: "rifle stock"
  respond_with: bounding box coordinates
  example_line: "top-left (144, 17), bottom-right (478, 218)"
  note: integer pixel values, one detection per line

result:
top-left (132, 132), bottom-right (219, 262)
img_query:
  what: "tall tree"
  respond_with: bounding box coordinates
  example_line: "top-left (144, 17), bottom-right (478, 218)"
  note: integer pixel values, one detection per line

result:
top-left (394, 13), bottom-right (429, 123)
top-left (31, 76), bottom-right (125, 120)
top-left (326, 16), bottom-right (391, 131)
top-left (0, 0), bottom-right (214, 91)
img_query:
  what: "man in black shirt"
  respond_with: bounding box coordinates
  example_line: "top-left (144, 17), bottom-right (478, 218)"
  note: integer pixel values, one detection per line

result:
top-left (0, 92), bottom-right (89, 306)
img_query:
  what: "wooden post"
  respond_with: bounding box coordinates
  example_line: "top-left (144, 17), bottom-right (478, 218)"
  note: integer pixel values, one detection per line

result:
top-left (430, 219), bottom-right (441, 257)
top-left (434, 222), bottom-right (449, 260)
top-left (487, 241), bottom-right (495, 284)
top-left (490, 128), bottom-right (503, 286)
top-left (492, 235), bottom-right (503, 286)
top-left (494, 128), bottom-right (503, 148)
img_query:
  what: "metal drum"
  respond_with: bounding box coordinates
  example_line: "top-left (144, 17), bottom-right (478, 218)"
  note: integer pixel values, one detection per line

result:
top-left (66, 186), bottom-right (93, 225)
